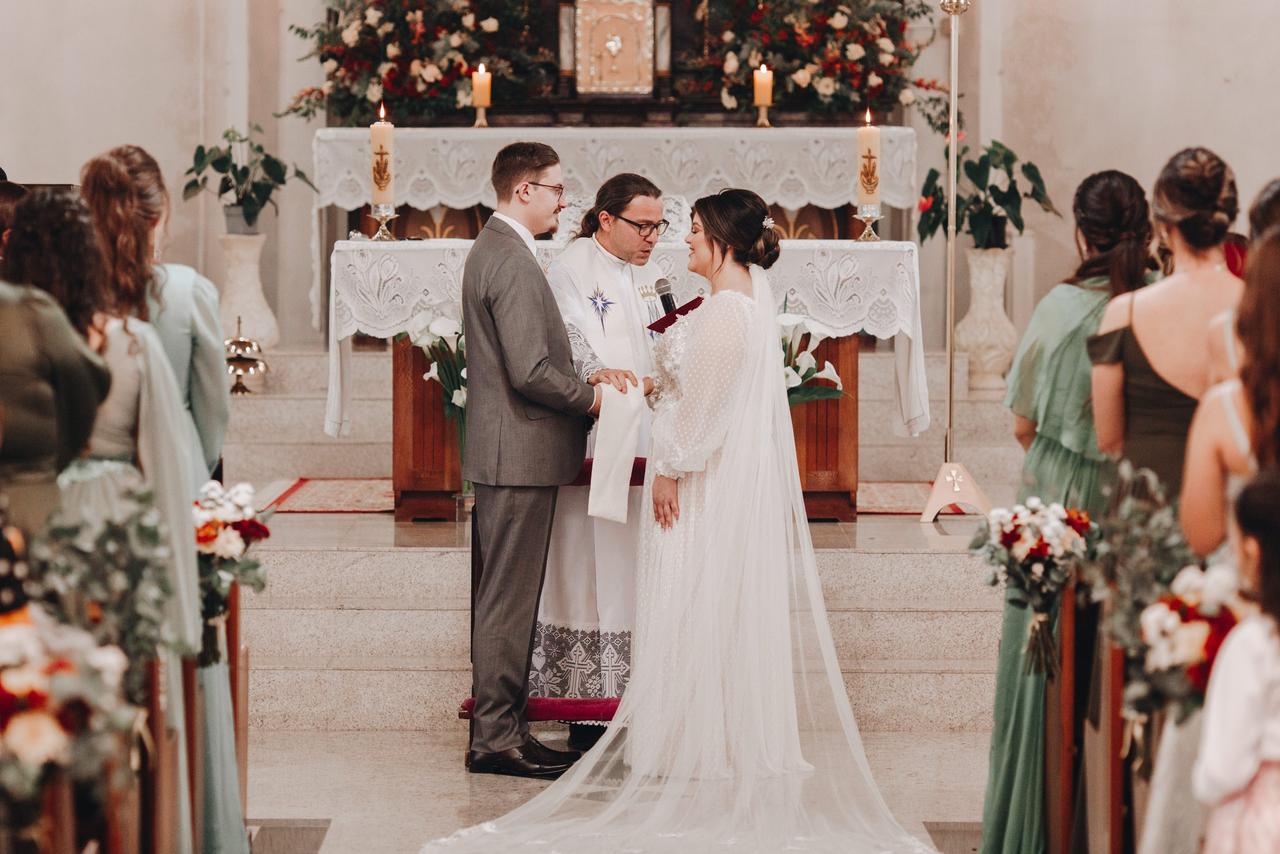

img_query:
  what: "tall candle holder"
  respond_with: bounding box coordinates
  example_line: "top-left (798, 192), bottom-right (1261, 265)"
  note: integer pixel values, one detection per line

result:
top-left (755, 105), bottom-right (771, 128)
top-left (473, 106), bottom-right (489, 128)
top-left (369, 203), bottom-right (398, 241)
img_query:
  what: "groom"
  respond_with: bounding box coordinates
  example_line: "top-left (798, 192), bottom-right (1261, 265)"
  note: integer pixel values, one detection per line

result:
top-left (462, 142), bottom-right (606, 779)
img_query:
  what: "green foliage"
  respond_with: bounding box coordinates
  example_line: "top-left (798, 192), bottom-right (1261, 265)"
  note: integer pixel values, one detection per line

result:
top-left (917, 139), bottom-right (1060, 249)
top-left (183, 126), bottom-right (317, 227)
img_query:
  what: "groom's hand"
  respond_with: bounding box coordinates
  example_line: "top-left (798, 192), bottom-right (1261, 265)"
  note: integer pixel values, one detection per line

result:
top-left (589, 368), bottom-right (639, 394)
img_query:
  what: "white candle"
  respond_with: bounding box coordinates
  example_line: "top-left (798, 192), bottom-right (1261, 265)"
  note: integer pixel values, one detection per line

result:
top-left (856, 109), bottom-right (881, 210)
top-left (370, 102), bottom-right (394, 206)
top-left (472, 63), bottom-right (492, 109)
top-left (753, 64), bottom-right (773, 107)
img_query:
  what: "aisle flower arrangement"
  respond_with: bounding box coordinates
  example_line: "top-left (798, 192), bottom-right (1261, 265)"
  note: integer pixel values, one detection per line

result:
top-left (678, 0), bottom-right (944, 123)
top-left (1138, 564), bottom-right (1241, 722)
top-left (777, 308), bottom-right (844, 407)
top-left (193, 482), bottom-right (271, 666)
top-left (283, 0), bottom-right (556, 126)
top-left (971, 497), bottom-right (1097, 677)
top-left (408, 309), bottom-right (468, 457)
top-left (0, 604), bottom-right (133, 810)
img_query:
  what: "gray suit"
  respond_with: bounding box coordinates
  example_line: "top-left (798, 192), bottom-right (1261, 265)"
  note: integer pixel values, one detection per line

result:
top-left (462, 217), bottom-right (595, 753)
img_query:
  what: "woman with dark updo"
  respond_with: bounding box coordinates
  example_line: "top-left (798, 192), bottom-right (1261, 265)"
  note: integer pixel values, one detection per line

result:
top-left (1207, 178), bottom-right (1280, 384)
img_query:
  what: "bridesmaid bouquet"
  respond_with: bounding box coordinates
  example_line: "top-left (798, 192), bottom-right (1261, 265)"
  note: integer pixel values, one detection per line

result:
top-left (193, 482), bottom-right (271, 666)
top-left (971, 498), bottom-right (1097, 677)
top-left (1138, 564), bottom-right (1242, 721)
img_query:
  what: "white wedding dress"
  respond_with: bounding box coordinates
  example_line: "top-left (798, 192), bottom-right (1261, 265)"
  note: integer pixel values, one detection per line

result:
top-left (425, 266), bottom-right (933, 853)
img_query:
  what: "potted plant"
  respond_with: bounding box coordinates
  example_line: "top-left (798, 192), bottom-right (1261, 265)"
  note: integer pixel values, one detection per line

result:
top-left (917, 139), bottom-right (1060, 389)
top-left (183, 125), bottom-right (316, 234)
top-left (183, 126), bottom-right (315, 349)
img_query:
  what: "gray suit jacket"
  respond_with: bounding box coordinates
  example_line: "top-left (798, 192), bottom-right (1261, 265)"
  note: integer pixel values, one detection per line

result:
top-left (462, 218), bottom-right (595, 486)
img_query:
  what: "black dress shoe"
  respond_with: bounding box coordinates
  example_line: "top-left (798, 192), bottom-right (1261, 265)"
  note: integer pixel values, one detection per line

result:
top-left (522, 734), bottom-right (582, 765)
top-left (567, 723), bottom-right (605, 752)
top-left (467, 739), bottom-right (576, 779)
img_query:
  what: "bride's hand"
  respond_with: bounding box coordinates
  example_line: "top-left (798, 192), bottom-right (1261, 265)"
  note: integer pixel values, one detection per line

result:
top-left (653, 476), bottom-right (679, 530)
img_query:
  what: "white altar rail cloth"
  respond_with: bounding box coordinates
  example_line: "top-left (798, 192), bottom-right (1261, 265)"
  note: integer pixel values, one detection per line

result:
top-left (310, 126), bottom-right (917, 327)
top-left (325, 238), bottom-right (929, 440)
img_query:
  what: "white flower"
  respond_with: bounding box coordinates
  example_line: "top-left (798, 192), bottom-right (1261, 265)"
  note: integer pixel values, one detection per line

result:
top-left (423, 362), bottom-right (440, 384)
top-left (897, 89), bottom-right (916, 107)
top-left (1139, 602), bottom-right (1179, 644)
top-left (341, 22), bottom-right (361, 47)
top-left (364, 7), bottom-right (383, 26)
top-left (1, 666), bottom-right (49, 697)
top-left (462, 12), bottom-right (476, 29)
top-left (1026, 496), bottom-right (1044, 511)
top-left (452, 388), bottom-right (468, 408)
top-left (407, 309), bottom-right (438, 345)
top-left (422, 63), bottom-right (443, 82)
top-left (988, 507), bottom-right (1013, 531)
top-left (812, 361), bottom-right (843, 390)
top-left (377, 21), bottom-right (393, 36)
top-left (720, 86), bottom-right (738, 110)
top-left (1170, 565), bottom-right (1205, 602)
top-left (1170, 622), bottom-right (1212, 667)
top-left (87, 645), bottom-right (129, 689)
top-left (322, 58), bottom-right (338, 75)
top-left (377, 61), bottom-right (394, 78)
top-left (212, 526), bottom-right (246, 560)
top-left (461, 367), bottom-right (467, 380)
top-left (829, 11), bottom-right (849, 29)
top-left (815, 77), bottom-right (836, 97)
top-left (879, 52), bottom-right (896, 65)
top-left (366, 81), bottom-right (383, 103)
top-left (449, 32), bottom-right (463, 48)
top-left (1201, 565), bottom-right (1239, 615)
top-left (429, 316), bottom-right (462, 346)
top-left (1030, 562), bottom-right (1045, 580)
top-left (4, 711), bottom-right (70, 767)
top-left (480, 17), bottom-right (499, 32)
top-left (845, 43), bottom-right (865, 61)
top-left (386, 43), bottom-right (401, 59)
top-left (791, 67), bottom-right (812, 88)
top-left (748, 50), bottom-right (763, 69)
top-left (876, 36), bottom-right (896, 53)
top-left (796, 350), bottom-right (818, 375)
top-left (723, 52), bottom-right (739, 75)
top-left (722, 30), bottom-right (736, 43)
top-left (456, 86), bottom-right (472, 109)
top-left (783, 366), bottom-right (803, 388)
top-left (323, 80), bottom-right (335, 95)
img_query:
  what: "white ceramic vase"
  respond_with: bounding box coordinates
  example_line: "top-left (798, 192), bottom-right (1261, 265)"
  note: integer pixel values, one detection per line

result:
top-left (955, 247), bottom-right (1018, 391)
top-left (218, 233), bottom-right (278, 350)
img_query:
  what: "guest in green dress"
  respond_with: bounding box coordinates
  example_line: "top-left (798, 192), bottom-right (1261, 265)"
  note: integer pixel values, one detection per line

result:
top-left (981, 171), bottom-right (1155, 854)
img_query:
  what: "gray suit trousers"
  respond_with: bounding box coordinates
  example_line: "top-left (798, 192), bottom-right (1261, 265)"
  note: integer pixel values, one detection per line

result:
top-left (470, 482), bottom-right (559, 753)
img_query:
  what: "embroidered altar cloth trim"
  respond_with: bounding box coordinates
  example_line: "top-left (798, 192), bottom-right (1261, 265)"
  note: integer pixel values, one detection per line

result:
top-left (325, 238), bottom-right (929, 440)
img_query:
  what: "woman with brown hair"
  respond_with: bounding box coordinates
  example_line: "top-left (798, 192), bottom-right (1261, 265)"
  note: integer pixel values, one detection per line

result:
top-left (80, 144), bottom-right (229, 486)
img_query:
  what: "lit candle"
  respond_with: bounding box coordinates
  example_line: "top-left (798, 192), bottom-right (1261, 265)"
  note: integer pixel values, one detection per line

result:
top-left (856, 108), bottom-right (881, 210)
top-left (472, 63), bottom-right (492, 109)
top-left (753, 64), bottom-right (773, 107)
top-left (370, 102), bottom-right (394, 207)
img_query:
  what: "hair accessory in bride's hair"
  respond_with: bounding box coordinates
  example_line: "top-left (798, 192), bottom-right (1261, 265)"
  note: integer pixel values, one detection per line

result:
top-left (762, 216), bottom-right (776, 231)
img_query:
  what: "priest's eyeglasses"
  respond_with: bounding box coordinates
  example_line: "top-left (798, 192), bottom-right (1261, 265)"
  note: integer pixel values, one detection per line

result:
top-left (614, 214), bottom-right (671, 238)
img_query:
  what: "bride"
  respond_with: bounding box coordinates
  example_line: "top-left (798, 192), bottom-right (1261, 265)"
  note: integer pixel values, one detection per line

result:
top-left (426, 188), bottom-right (933, 853)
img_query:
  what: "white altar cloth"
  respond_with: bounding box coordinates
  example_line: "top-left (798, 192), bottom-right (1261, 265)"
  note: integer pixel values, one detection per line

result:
top-left (310, 125), bottom-right (917, 326)
top-left (325, 238), bottom-right (928, 440)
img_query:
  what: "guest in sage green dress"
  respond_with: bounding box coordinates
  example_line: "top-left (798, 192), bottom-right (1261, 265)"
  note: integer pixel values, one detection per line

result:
top-left (981, 171), bottom-right (1154, 854)
top-left (80, 145), bottom-right (229, 486)
top-left (82, 149), bottom-right (246, 854)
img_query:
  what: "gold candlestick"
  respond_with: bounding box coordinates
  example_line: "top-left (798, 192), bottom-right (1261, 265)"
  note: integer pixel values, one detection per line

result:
top-left (474, 106), bottom-right (489, 128)
top-left (855, 205), bottom-right (883, 241)
top-left (368, 203), bottom-right (398, 241)
top-left (755, 105), bottom-right (771, 128)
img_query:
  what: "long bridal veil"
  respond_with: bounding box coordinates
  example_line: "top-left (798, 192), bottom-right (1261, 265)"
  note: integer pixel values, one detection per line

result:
top-left (426, 266), bottom-right (934, 854)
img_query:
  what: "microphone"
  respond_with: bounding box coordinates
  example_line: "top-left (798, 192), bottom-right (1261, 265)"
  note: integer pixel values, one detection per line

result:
top-left (655, 278), bottom-right (678, 315)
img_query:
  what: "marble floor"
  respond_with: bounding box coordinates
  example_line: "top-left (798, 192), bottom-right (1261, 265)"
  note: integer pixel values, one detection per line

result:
top-left (247, 729), bottom-right (990, 854)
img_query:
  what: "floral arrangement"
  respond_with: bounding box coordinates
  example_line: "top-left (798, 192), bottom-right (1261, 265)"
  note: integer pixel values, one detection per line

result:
top-left (678, 0), bottom-right (944, 122)
top-left (407, 308), bottom-right (468, 454)
top-left (777, 307), bottom-right (844, 407)
top-left (29, 491), bottom-right (174, 704)
top-left (917, 139), bottom-right (1059, 249)
top-left (193, 482), bottom-right (270, 666)
top-left (971, 497), bottom-right (1096, 677)
top-left (183, 125), bottom-right (315, 230)
top-left (0, 604), bottom-right (134, 809)
top-left (1139, 564), bottom-right (1241, 722)
top-left (283, 0), bottom-right (556, 126)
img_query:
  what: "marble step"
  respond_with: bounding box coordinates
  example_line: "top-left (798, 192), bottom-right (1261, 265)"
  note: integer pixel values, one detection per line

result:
top-left (250, 348), bottom-right (973, 402)
top-left (222, 441), bottom-right (390, 485)
top-left (248, 658), bottom-right (994, 733)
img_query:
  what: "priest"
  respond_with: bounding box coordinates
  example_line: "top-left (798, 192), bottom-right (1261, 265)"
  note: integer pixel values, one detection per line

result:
top-left (530, 173), bottom-right (668, 750)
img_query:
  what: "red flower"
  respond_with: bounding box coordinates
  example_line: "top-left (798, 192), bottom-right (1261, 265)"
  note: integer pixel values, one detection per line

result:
top-left (918, 195), bottom-right (935, 214)
top-left (1065, 508), bottom-right (1091, 537)
top-left (776, 29), bottom-right (789, 42)
top-left (998, 527), bottom-right (1020, 549)
top-left (749, 8), bottom-right (764, 24)
top-left (232, 518), bottom-right (271, 545)
top-left (1186, 607), bottom-right (1239, 695)
top-left (196, 521), bottom-right (221, 546)
top-left (1027, 539), bottom-right (1051, 560)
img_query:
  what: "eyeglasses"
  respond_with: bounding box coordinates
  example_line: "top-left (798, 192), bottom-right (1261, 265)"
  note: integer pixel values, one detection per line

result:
top-left (613, 213), bottom-right (671, 238)
top-left (527, 181), bottom-right (566, 202)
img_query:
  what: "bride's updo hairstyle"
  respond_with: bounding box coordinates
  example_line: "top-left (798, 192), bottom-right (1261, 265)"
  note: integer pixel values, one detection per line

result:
top-left (692, 188), bottom-right (781, 271)
top-left (1152, 146), bottom-right (1239, 252)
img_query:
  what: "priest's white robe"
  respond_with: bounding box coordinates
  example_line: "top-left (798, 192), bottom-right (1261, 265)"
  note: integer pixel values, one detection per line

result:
top-left (528, 236), bottom-right (664, 714)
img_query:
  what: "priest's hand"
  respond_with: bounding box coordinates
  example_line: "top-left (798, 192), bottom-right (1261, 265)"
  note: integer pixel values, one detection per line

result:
top-left (653, 476), bottom-right (679, 529)
top-left (589, 368), bottom-right (639, 394)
